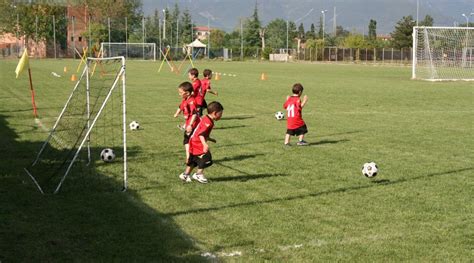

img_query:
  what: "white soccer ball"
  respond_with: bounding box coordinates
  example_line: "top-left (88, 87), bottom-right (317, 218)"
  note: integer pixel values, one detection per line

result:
top-left (100, 148), bottom-right (116, 163)
top-left (362, 162), bottom-right (378, 178)
top-left (275, 111), bottom-right (285, 120)
top-left (129, 120), bottom-right (140, 130)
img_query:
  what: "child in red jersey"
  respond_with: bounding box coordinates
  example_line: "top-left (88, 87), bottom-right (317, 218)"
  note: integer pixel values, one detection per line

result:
top-left (283, 83), bottom-right (308, 146)
top-left (179, 101), bottom-right (224, 183)
top-left (173, 82), bottom-right (200, 162)
top-left (197, 69), bottom-right (219, 116)
top-left (188, 68), bottom-right (203, 114)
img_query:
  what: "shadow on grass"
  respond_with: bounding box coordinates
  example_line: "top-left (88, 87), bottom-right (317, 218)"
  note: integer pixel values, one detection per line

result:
top-left (308, 139), bottom-right (349, 146)
top-left (0, 114), bottom-right (206, 261)
top-left (220, 115), bottom-right (255, 121)
top-left (214, 124), bottom-right (247, 130)
top-left (211, 173), bottom-right (289, 182)
top-left (214, 153), bottom-right (265, 163)
top-left (166, 167), bottom-right (473, 217)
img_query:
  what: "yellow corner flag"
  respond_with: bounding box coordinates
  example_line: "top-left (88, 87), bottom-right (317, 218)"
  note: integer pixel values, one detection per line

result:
top-left (15, 48), bottom-right (29, 79)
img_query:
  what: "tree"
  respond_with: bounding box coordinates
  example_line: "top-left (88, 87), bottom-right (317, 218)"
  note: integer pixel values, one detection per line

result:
top-left (368, 19), bottom-right (377, 40)
top-left (243, 2), bottom-right (261, 48)
top-left (342, 33), bottom-right (368, 48)
top-left (298, 23), bottom-right (305, 40)
top-left (306, 23), bottom-right (316, 39)
top-left (390, 15), bottom-right (416, 49)
top-left (180, 8), bottom-right (193, 45)
top-left (419, 15), bottom-right (434, 26)
top-left (318, 16), bottom-right (323, 39)
top-left (265, 19), bottom-right (286, 49)
top-left (210, 29), bottom-right (225, 48)
top-left (145, 9), bottom-right (161, 44)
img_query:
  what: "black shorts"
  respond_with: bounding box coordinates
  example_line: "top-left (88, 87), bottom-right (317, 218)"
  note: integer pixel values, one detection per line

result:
top-left (187, 151), bottom-right (213, 169)
top-left (183, 128), bottom-right (195, 145)
top-left (198, 100), bottom-right (207, 116)
top-left (286, 124), bottom-right (308, 136)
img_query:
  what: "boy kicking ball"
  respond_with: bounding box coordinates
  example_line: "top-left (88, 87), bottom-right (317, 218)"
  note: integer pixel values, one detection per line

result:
top-left (179, 101), bottom-right (224, 183)
top-left (283, 83), bottom-right (309, 146)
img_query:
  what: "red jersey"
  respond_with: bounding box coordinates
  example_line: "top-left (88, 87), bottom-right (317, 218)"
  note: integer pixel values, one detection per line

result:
top-left (179, 96), bottom-right (200, 128)
top-left (191, 79), bottom-right (203, 106)
top-left (283, 95), bottom-right (305, 129)
top-left (201, 78), bottom-right (211, 97)
top-left (189, 115), bottom-right (214, 155)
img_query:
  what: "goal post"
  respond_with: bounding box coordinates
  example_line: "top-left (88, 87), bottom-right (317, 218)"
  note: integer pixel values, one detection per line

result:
top-left (412, 26), bottom-right (474, 81)
top-left (25, 56), bottom-right (127, 194)
top-left (101, 42), bottom-right (156, 61)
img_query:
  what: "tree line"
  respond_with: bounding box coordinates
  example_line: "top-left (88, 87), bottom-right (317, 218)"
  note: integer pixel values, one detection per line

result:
top-left (1, 1), bottom-right (456, 58)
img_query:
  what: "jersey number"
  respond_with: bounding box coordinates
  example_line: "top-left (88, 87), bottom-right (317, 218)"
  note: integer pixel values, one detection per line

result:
top-left (286, 104), bottom-right (295, 118)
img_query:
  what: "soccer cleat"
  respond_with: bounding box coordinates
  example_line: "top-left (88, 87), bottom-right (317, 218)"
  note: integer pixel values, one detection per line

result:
top-left (297, 140), bottom-right (308, 146)
top-left (179, 173), bottom-right (192, 183)
top-left (284, 143), bottom-right (291, 146)
top-left (192, 173), bottom-right (208, 184)
top-left (177, 124), bottom-right (185, 131)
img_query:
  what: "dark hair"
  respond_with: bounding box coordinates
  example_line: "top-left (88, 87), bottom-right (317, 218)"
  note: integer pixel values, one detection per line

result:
top-left (203, 69), bottom-right (212, 77)
top-left (207, 101), bottom-right (224, 114)
top-left (179, 81), bottom-right (193, 93)
top-left (188, 68), bottom-right (199, 78)
top-left (292, 83), bottom-right (304, 94)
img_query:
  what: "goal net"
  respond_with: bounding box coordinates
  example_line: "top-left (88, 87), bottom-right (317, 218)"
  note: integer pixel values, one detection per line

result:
top-left (412, 26), bottom-right (474, 81)
top-left (24, 57), bottom-right (127, 194)
top-left (101, 42), bottom-right (156, 61)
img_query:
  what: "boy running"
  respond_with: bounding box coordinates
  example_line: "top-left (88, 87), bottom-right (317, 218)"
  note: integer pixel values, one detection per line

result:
top-left (283, 83), bottom-right (309, 146)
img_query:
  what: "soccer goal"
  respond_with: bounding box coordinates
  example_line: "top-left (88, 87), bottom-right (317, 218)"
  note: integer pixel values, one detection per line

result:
top-left (101, 42), bottom-right (156, 61)
top-left (412, 26), bottom-right (474, 81)
top-left (24, 57), bottom-right (127, 194)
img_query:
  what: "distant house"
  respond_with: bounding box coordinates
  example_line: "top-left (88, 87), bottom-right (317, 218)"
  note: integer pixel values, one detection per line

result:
top-left (193, 26), bottom-right (211, 41)
top-left (377, 34), bottom-right (392, 42)
top-left (0, 33), bottom-right (45, 58)
top-left (67, 5), bottom-right (89, 55)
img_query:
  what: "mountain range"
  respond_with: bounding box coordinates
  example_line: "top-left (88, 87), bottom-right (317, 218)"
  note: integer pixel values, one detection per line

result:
top-left (143, 0), bottom-right (473, 34)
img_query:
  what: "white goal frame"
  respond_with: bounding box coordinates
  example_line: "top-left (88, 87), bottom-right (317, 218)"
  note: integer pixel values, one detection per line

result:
top-left (412, 26), bottom-right (474, 81)
top-left (101, 42), bottom-right (156, 61)
top-left (25, 56), bottom-right (127, 194)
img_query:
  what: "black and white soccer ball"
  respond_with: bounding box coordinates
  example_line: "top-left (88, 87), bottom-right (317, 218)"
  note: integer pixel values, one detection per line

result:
top-left (129, 120), bottom-right (140, 130)
top-left (275, 111), bottom-right (285, 120)
top-left (362, 162), bottom-right (378, 178)
top-left (100, 148), bottom-right (115, 163)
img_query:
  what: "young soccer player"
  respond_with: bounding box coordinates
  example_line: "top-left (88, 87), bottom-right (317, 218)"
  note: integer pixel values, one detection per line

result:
top-left (188, 68), bottom-right (202, 114)
top-left (283, 83), bottom-right (308, 146)
top-left (197, 69), bottom-right (219, 116)
top-left (179, 101), bottom-right (224, 183)
top-left (173, 82), bottom-right (200, 162)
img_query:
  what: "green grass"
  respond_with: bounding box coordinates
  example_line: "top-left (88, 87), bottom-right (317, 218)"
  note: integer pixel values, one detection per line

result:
top-left (0, 59), bottom-right (472, 261)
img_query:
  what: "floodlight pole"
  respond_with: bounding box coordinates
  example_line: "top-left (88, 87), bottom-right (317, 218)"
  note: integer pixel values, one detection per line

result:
top-left (162, 9), bottom-right (166, 39)
top-left (321, 10), bottom-right (327, 43)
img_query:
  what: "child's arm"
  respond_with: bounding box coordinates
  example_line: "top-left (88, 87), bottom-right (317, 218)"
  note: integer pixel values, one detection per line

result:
top-left (208, 90), bottom-right (218, 96)
top-left (173, 108), bottom-right (181, 118)
top-left (301, 95), bottom-right (308, 108)
top-left (199, 135), bottom-right (209, 153)
top-left (186, 114), bottom-right (197, 133)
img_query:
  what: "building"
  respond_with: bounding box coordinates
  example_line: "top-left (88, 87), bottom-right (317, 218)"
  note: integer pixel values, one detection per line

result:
top-left (67, 5), bottom-right (89, 56)
top-left (193, 26), bottom-right (211, 41)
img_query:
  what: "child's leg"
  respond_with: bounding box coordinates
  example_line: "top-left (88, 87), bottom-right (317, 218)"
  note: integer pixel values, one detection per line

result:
top-left (184, 165), bottom-right (193, 175)
top-left (284, 134), bottom-right (291, 144)
top-left (298, 134), bottom-right (304, 141)
top-left (185, 143), bottom-right (190, 162)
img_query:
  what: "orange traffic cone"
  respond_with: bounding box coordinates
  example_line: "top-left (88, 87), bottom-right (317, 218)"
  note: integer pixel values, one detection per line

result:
top-left (260, 73), bottom-right (267, 80)
top-left (70, 74), bottom-right (77, 81)
top-left (214, 73), bottom-right (221, 81)
top-left (63, 66), bottom-right (68, 73)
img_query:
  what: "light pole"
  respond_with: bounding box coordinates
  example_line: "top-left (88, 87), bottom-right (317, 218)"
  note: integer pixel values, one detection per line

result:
top-left (321, 10), bottom-right (328, 43)
top-left (207, 16), bottom-right (210, 59)
top-left (462, 14), bottom-right (469, 27)
top-left (162, 9), bottom-right (166, 39)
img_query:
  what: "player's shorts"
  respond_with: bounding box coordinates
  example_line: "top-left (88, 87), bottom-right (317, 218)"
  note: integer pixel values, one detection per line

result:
top-left (187, 151), bottom-right (213, 169)
top-left (197, 100), bottom-right (207, 116)
top-left (286, 124), bottom-right (308, 136)
top-left (183, 128), bottom-right (195, 145)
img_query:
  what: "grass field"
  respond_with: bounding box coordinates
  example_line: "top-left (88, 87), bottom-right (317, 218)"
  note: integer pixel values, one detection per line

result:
top-left (0, 58), bottom-right (472, 261)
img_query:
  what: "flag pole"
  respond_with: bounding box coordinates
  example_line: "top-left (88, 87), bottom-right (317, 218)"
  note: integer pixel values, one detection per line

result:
top-left (27, 67), bottom-right (38, 118)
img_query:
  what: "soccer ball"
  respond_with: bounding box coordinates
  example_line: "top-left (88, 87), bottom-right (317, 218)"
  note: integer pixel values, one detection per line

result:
top-left (362, 162), bottom-right (378, 178)
top-left (100, 148), bottom-right (115, 163)
top-left (275, 111), bottom-right (285, 120)
top-left (129, 120), bottom-right (140, 130)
